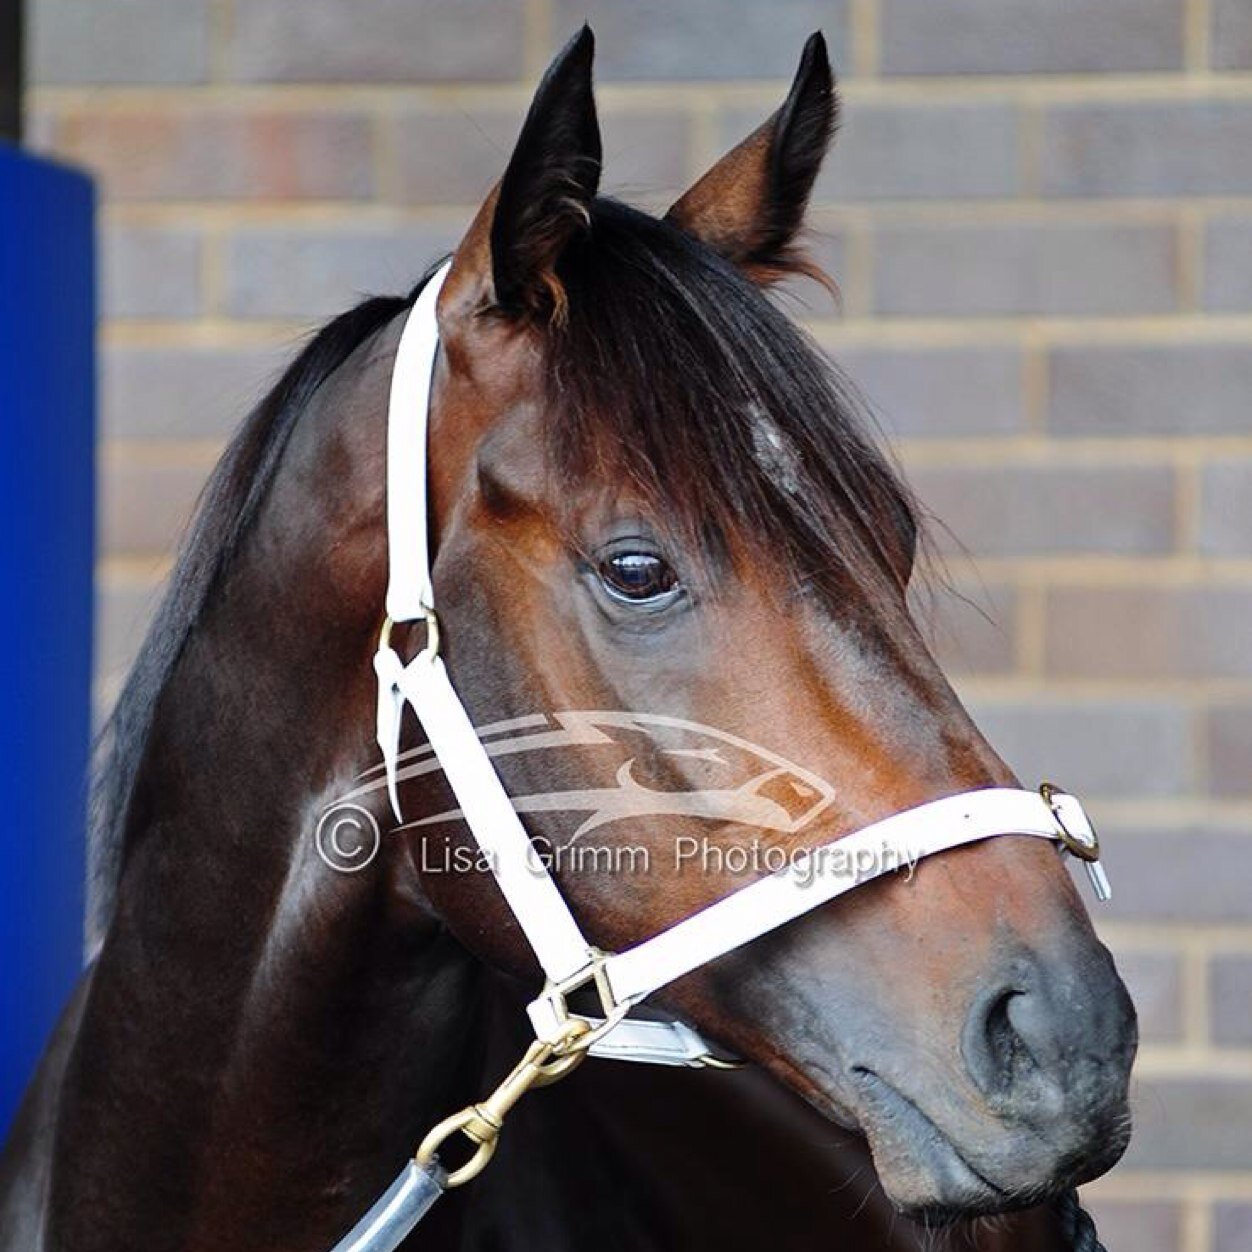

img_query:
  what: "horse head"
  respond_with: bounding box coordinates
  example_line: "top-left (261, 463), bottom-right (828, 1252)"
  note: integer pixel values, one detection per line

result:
top-left (383, 27), bottom-right (1137, 1220)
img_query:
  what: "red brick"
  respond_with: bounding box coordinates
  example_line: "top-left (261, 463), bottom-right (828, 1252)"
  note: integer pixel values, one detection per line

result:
top-left (23, 108), bottom-right (57, 155)
top-left (1213, 0), bottom-right (1252, 70)
top-left (100, 456), bottom-right (212, 559)
top-left (1208, 705), bottom-right (1252, 797)
top-left (102, 344), bottom-right (286, 441)
top-left (1199, 459), bottom-right (1252, 556)
top-left (1099, 829), bottom-right (1252, 923)
top-left (910, 579), bottom-right (1018, 676)
top-left (394, 107), bottom-right (694, 206)
top-left (1122, 1076), bottom-right (1252, 1169)
top-left (56, 110), bottom-right (374, 202)
top-left (1113, 949), bottom-right (1183, 1044)
top-left (873, 221), bottom-right (1177, 317)
top-left (600, 111), bottom-right (695, 200)
top-left (1216, 1203), bottom-right (1252, 1252)
top-left (31, 0), bottom-right (211, 85)
top-left (1043, 101), bottom-right (1252, 198)
top-left (223, 222), bottom-right (463, 319)
top-left (550, 0), bottom-right (851, 81)
top-left (836, 345), bottom-right (1027, 438)
top-left (102, 222), bottom-right (201, 319)
top-left (908, 463), bottom-right (1176, 557)
top-left (967, 700), bottom-right (1192, 797)
top-left (228, 0), bottom-right (525, 83)
top-left (881, 0), bottom-right (1184, 76)
top-left (1203, 218), bottom-right (1252, 312)
top-left (718, 101), bottom-right (1021, 202)
top-left (1211, 956), bottom-right (1252, 1046)
top-left (96, 574), bottom-right (162, 682)
top-left (1045, 586), bottom-right (1252, 680)
top-left (1082, 1201), bottom-right (1180, 1252)
top-left (1049, 343), bottom-right (1252, 437)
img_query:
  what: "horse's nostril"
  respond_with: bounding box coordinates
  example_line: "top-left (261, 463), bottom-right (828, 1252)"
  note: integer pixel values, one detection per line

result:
top-left (964, 983), bottom-right (1040, 1103)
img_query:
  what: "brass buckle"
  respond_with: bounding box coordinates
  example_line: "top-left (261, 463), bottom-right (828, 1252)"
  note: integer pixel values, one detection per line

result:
top-left (1039, 782), bottom-right (1100, 863)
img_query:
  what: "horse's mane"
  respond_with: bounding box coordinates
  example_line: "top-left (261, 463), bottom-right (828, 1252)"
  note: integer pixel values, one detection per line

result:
top-left (89, 203), bottom-right (919, 952)
top-left (87, 285), bottom-right (422, 950)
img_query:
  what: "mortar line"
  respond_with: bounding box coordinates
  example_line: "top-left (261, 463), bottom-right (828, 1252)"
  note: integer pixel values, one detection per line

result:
top-left (523, 0), bottom-right (555, 83)
top-left (199, 222), bottom-right (226, 321)
top-left (849, 0), bottom-right (880, 79)
top-left (688, 89), bottom-right (722, 178)
top-left (1018, 581), bottom-right (1046, 678)
top-left (1020, 324), bottom-right (1049, 435)
top-left (1178, 204), bottom-right (1207, 314)
top-left (1183, 935), bottom-right (1212, 1048)
top-left (1183, 1196), bottom-right (1212, 1252)
top-left (31, 70), bottom-right (1252, 108)
top-left (839, 219), bottom-right (874, 320)
top-left (208, 0), bottom-right (234, 85)
top-left (91, 195), bottom-right (1252, 227)
top-left (1186, 0), bottom-right (1214, 74)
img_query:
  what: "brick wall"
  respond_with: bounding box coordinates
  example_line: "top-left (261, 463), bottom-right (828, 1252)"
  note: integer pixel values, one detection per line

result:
top-left (25, 3), bottom-right (1252, 1248)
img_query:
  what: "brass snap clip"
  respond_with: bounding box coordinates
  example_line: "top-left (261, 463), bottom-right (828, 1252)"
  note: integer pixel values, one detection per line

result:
top-left (415, 1020), bottom-right (591, 1188)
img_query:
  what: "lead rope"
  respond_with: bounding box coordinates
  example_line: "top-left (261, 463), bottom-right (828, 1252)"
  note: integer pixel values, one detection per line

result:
top-left (1055, 1188), bottom-right (1107, 1252)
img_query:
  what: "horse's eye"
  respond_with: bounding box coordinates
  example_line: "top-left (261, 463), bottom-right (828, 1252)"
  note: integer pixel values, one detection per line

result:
top-left (598, 551), bottom-right (680, 604)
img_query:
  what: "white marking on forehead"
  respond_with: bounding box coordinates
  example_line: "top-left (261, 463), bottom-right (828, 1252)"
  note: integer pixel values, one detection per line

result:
top-left (750, 406), bottom-right (802, 494)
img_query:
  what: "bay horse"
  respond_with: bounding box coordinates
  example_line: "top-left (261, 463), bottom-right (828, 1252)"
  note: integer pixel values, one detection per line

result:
top-left (0, 28), bottom-right (1135, 1252)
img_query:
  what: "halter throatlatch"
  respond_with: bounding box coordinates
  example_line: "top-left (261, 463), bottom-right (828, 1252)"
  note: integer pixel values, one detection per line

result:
top-left (344, 261), bottom-right (1115, 1245)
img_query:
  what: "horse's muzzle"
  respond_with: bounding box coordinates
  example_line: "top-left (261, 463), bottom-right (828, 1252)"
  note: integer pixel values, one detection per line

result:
top-left (856, 934), bottom-right (1137, 1217)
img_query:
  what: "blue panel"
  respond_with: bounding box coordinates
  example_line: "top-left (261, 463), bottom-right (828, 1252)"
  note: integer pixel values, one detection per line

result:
top-left (0, 144), bottom-right (95, 1133)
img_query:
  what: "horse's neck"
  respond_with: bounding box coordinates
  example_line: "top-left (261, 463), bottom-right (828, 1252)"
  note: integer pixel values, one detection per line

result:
top-left (46, 552), bottom-right (493, 1249)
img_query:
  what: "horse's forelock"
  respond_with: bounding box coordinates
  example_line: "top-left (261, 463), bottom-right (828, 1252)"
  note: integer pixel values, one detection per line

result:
top-left (542, 197), bottom-right (921, 612)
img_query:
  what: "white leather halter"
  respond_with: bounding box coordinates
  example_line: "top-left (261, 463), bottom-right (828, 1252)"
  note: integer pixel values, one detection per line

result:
top-left (372, 262), bottom-right (1112, 1069)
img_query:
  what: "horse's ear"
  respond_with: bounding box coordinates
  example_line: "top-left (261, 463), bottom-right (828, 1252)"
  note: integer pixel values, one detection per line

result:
top-left (444, 26), bottom-right (601, 322)
top-left (665, 32), bottom-right (837, 285)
